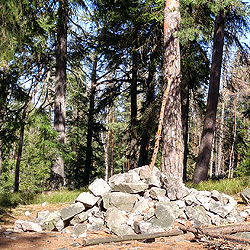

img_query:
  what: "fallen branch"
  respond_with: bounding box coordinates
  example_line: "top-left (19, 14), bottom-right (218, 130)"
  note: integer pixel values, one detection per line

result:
top-left (179, 222), bottom-right (250, 236)
top-left (82, 229), bottom-right (183, 246)
top-left (179, 223), bottom-right (250, 245)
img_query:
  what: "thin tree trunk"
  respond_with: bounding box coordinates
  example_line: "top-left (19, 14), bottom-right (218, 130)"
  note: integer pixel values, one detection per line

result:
top-left (161, 0), bottom-right (184, 178)
top-left (14, 81), bottom-right (39, 192)
top-left (101, 111), bottom-right (109, 182)
top-left (217, 99), bottom-right (225, 177)
top-left (210, 136), bottom-right (215, 178)
top-left (51, 0), bottom-right (68, 190)
top-left (138, 50), bottom-right (156, 168)
top-left (192, 11), bottom-right (225, 184)
top-left (228, 97), bottom-right (237, 179)
top-left (181, 72), bottom-right (189, 182)
top-left (130, 49), bottom-right (138, 169)
top-left (110, 107), bottom-right (114, 177)
top-left (84, 55), bottom-right (98, 185)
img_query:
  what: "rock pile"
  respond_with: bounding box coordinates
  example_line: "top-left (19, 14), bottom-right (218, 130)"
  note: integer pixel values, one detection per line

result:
top-left (14, 166), bottom-right (247, 237)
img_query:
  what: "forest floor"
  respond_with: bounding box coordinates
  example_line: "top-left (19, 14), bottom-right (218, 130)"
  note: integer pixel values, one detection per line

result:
top-left (0, 195), bottom-right (250, 250)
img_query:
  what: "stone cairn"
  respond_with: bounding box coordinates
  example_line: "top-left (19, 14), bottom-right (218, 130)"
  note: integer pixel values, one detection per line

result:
top-left (14, 165), bottom-right (250, 238)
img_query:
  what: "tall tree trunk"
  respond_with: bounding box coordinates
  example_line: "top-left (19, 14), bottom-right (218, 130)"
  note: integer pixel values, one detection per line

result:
top-left (130, 49), bottom-right (138, 169)
top-left (110, 107), bottom-right (114, 176)
top-left (84, 55), bottom-right (98, 185)
top-left (161, 0), bottom-right (184, 179)
top-left (181, 71), bottom-right (190, 182)
top-left (217, 99), bottom-right (225, 176)
top-left (51, 0), bottom-right (68, 190)
top-left (228, 96), bottom-right (237, 179)
top-left (14, 81), bottom-right (39, 192)
top-left (138, 51), bottom-right (157, 168)
top-left (192, 11), bottom-right (225, 184)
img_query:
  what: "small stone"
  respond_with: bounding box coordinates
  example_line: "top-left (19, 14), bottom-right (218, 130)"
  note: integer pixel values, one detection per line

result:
top-left (25, 211), bottom-right (30, 216)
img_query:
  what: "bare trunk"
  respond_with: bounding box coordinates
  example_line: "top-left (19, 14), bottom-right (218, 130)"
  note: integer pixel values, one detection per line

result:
top-left (130, 49), bottom-right (138, 169)
top-left (84, 56), bottom-right (97, 185)
top-left (192, 11), bottom-right (225, 184)
top-left (217, 100), bottom-right (225, 177)
top-left (110, 107), bottom-right (114, 176)
top-left (161, 0), bottom-right (184, 178)
top-left (51, 0), bottom-right (68, 190)
top-left (14, 81), bottom-right (39, 192)
top-left (210, 136), bottom-right (215, 178)
top-left (228, 97), bottom-right (237, 178)
top-left (138, 50), bottom-right (156, 168)
top-left (181, 72), bottom-right (189, 182)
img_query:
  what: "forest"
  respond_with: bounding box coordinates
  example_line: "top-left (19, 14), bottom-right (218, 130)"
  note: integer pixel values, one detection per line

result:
top-left (0, 0), bottom-right (250, 193)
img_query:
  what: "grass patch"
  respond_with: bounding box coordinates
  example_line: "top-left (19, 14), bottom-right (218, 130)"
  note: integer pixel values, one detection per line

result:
top-left (186, 176), bottom-right (250, 195)
top-left (32, 188), bottom-right (88, 204)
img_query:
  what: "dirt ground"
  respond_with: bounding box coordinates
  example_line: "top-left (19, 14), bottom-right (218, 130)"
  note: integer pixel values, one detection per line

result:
top-left (0, 199), bottom-right (250, 250)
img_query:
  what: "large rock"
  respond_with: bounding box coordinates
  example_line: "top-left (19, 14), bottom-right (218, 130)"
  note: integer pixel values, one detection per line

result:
top-left (71, 223), bottom-right (87, 238)
top-left (14, 220), bottom-right (42, 232)
top-left (75, 192), bottom-right (100, 207)
top-left (185, 205), bottom-right (211, 226)
top-left (89, 178), bottom-right (111, 196)
top-left (60, 202), bottom-right (85, 221)
top-left (104, 207), bottom-right (134, 236)
top-left (133, 197), bottom-right (153, 214)
top-left (161, 175), bottom-right (185, 200)
top-left (134, 221), bottom-right (165, 234)
top-left (70, 211), bottom-right (88, 225)
top-left (38, 211), bottom-right (62, 231)
top-left (111, 181), bottom-right (148, 194)
top-left (142, 166), bottom-right (162, 187)
top-left (149, 187), bottom-right (166, 200)
top-left (148, 201), bottom-right (177, 230)
top-left (103, 192), bottom-right (138, 212)
top-left (109, 172), bottom-right (140, 188)
top-left (241, 188), bottom-right (250, 205)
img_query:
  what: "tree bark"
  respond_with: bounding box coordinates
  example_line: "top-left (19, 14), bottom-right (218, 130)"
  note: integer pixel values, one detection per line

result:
top-left (51, 0), bottom-right (68, 190)
top-left (130, 49), bottom-right (138, 169)
top-left (161, 0), bottom-right (184, 179)
top-left (82, 229), bottom-right (183, 246)
top-left (84, 55), bottom-right (98, 185)
top-left (14, 80), bottom-right (39, 192)
top-left (180, 222), bottom-right (250, 236)
top-left (228, 96), bottom-right (237, 178)
top-left (192, 11), bottom-right (225, 184)
top-left (181, 70), bottom-right (189, 182)
top-left (138, 49), bottom-right (157, 168)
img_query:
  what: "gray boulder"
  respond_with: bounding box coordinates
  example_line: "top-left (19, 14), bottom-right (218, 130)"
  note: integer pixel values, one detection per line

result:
top-left (14, 220), bottom-right (42, 232)
top-left (148, 201), bottom-right (177, 230)
top-left (70, 211), bottom-right (88, 225)
top-left (134, 221), bottom-right (165, 234)
top-left (89, 178), bottom-right (111, 196)
top-left (104, 207), bottom-right (134, 236)
top-left (71, 223), bottom-right (87, 238)
top-left (149, 187), bottom-right (166, 200)
top-left (111, 181), bottom-right (148, 194)
top-left (38, 211), bottom-right (62, 231)
top-left (241, 188), bottom-right (250, 205)
top-left (161, 175), bottom-right (185, 200)
top-left (60, 202), bottom-right (85, 221)
top-left (75, 192), bottom-right (100, 207)
top-left (185, 205), bottom-right (211, 226)
top-left (103, 192), bottom-right (138, 212)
